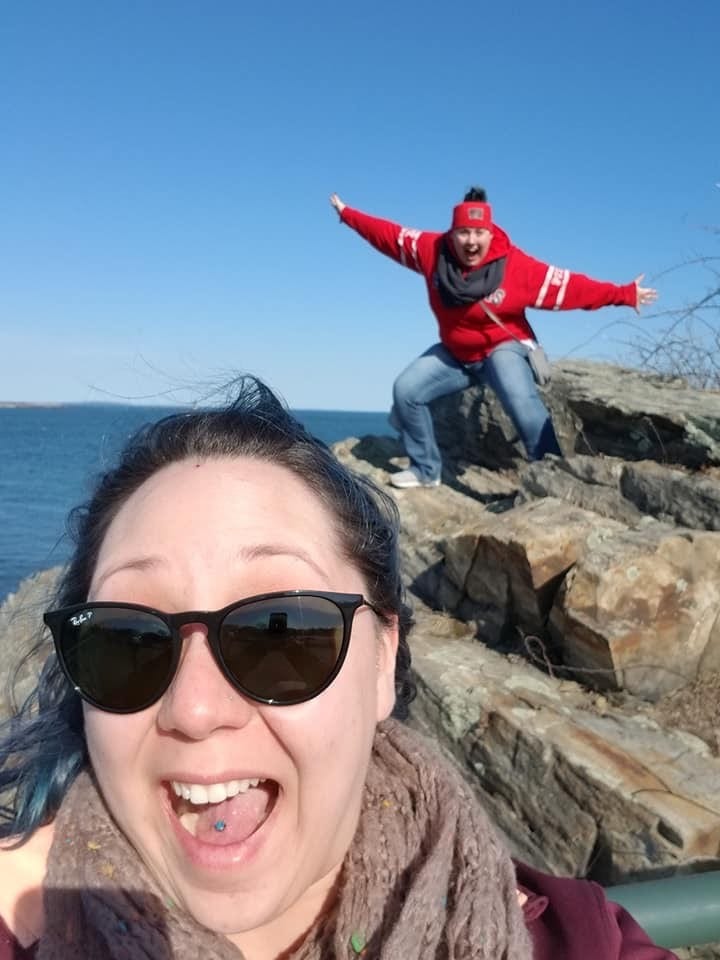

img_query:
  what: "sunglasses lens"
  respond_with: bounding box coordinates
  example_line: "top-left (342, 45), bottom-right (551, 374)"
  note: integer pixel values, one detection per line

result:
top-left (58, 607), bottom-right (174, 712)
top-left (219, 595), bottom-right (345, 703)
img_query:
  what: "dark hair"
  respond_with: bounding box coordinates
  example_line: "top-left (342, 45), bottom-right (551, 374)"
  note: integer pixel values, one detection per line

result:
top-left (463, 186), bottom-right (488, 203)
top-left (0, 376), bottom-right (415, 840)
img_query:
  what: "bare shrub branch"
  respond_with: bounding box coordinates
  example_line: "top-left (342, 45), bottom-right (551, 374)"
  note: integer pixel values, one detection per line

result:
top-left (630, 250), bottom-right (720, 389)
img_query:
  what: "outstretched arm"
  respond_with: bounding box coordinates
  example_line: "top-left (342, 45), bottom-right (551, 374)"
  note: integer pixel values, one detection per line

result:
top-left (328, 193), bottom-right (435, 274)
top-left (520, 252), bottom-right (658, 312)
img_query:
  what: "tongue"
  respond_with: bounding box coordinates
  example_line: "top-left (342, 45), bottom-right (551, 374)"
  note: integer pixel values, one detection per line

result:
top-left (194, 785), bottom-right (273, 846)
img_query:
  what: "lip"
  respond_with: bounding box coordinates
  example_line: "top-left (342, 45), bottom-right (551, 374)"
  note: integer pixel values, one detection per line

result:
top-left (161, 776), bottom-right (281, 872)
top-left (161, 768), bottom-right (272, 785)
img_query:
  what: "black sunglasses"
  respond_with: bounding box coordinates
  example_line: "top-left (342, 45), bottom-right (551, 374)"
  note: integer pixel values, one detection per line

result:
top-left (44, 591), bottom-right (381, 714)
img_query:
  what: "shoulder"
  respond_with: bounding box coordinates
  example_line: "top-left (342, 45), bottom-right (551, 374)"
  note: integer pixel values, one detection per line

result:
top-left (504, 244), bottom-right (545, 271)
top-left (516, 861), bottom-right (676, 960)
top-left (0, 821), bottom-right (53, 885)
top-left (0, 913), bottom-right (36, 959)
top-left (0, 824), bottom-right (54, 950)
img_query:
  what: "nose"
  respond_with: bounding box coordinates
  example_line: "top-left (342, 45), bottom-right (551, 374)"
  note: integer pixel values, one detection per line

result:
top-left (156, 623), bottom-right (256, 740)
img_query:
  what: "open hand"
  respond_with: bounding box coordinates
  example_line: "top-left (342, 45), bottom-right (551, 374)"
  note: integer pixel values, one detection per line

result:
top-left (329, 193), bottom-right (346, 215)
top-left (634, 274), bottom-right (658, 312)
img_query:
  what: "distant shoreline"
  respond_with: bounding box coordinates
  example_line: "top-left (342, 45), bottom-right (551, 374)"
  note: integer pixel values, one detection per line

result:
top-left (0, 401), bottom-right (66, 409)
top-left (0, 401), bottom-right (388, 414)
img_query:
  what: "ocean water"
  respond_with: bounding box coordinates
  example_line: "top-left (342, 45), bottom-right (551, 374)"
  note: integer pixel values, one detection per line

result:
top-left (0, 403), bottom-right (392, 603)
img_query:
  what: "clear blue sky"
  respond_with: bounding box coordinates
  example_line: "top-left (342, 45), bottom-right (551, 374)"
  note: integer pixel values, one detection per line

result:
top-left (2, 0), bottom-right (718, 410)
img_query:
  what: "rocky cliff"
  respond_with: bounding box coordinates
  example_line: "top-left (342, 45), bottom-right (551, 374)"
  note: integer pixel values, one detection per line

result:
top-left (332, 359), bottom-right (720, 885)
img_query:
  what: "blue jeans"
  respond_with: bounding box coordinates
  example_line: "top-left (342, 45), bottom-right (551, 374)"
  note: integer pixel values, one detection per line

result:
top-left (391, 341), bottom-right (561, 481)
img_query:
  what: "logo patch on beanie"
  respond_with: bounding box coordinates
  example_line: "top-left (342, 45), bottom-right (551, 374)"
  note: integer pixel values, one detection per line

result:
top-left (467, 207), bottom-right (485, 220)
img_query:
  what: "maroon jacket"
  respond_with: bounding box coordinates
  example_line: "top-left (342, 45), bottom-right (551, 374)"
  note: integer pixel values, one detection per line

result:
top-left (0, 862), bottom-right (678, 958)
top-left (517, 862), bottom-right (678, 959)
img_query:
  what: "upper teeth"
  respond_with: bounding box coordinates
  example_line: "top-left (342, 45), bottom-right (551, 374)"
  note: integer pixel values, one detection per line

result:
top-left (171, 777), bottom-right (265, 805)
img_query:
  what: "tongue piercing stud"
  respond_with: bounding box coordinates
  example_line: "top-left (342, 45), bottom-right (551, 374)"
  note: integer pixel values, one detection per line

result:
top-left (214, 820), bottom-right (226, 832)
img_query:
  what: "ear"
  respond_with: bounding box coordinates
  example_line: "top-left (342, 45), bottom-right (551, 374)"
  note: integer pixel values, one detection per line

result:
top-left (375, 614), bottom-right (400, 722)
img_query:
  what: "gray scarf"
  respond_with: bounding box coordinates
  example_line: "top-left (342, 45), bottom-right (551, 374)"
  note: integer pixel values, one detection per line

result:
top-left (436, 238), bottom-right (507, 307)
top-left (40, 721), bottom-right (532, 959)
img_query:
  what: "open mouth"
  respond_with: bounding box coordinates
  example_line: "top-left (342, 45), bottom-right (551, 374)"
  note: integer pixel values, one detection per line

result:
top-left (168, 776), bottom-right (279, 847)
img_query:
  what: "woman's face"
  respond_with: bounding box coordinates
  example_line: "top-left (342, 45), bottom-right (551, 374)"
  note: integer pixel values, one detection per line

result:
top-left (83, 456), bottom-right (398, 947)
top-left (451, 226), bottom-right (493, 268)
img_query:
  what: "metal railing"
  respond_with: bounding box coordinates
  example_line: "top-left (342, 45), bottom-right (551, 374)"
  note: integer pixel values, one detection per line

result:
top-left (608, 871), bottom-right (720, 950)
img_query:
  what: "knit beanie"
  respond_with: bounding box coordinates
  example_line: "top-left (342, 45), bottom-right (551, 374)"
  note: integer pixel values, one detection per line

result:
top-left (451, 201), bottom-right (493, 230)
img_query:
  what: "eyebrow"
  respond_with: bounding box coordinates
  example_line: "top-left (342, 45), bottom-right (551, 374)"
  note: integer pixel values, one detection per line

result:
top-left (92, 543), bottom-right (331, 594)
top-left (237, 543), bottom-right (330, 583)
top-left (92, 556), bottom-right (163, 593)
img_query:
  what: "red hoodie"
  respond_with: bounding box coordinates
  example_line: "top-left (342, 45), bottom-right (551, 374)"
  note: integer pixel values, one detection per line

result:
top-left (340, 206), bottom-right (637, 363)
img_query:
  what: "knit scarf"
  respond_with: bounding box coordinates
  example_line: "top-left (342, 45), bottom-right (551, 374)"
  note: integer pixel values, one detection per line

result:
top-left (39, 721), bottom-right (532, 959)
top-left (435, 238), bottom-right (507, 307)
